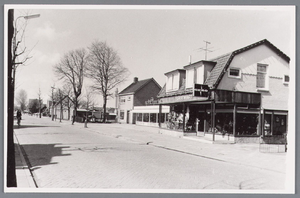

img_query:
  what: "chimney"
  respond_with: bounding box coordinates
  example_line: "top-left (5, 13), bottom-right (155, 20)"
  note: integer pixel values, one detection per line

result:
top-left (134, 77), bottom-right (138, 83)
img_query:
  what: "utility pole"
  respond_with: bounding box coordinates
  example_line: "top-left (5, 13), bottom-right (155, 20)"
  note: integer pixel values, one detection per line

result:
top-left (51, 85), bottom-right (55, 121)
top-left (7, 8), bottom-right (17, 188)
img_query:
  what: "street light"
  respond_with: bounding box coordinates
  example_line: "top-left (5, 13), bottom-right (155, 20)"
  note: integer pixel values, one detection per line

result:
top-left (12, 13), bottom-right (40, 93)
top-left (7, 11), bottom-right (40, 187)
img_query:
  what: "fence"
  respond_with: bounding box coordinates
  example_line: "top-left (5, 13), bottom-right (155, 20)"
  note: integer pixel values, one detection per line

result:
top-left (259, 135), bottom-right (287, 153)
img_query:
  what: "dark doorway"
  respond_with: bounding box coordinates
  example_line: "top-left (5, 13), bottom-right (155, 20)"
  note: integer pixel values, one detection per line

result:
top-left (127, 111), bottom-right (130, 124)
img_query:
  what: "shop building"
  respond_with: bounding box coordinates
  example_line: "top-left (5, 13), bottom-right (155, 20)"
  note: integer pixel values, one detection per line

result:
top-left (157, 39), bottom-right (290, 143)
top-left (118, 77), bottom-right (162, 124)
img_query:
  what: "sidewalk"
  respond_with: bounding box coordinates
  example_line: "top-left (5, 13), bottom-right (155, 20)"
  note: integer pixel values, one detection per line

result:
top-left (14, 133), bottom-right (36, 188)
top-left (14, 116), bottom-right (288, 188)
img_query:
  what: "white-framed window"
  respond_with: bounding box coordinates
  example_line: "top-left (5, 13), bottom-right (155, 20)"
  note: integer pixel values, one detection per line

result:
top-left (120, 96), bottom-right (126, 104)
top-left (256, 64), bottom-right (269, 90)
top-left (228, 68), bottom-right (241, 78)
top-left (283, 75), bottom-right (289, 84)
top-left (166, 73), bottom-right (179, 91)
top-left (127, 96), bottom-right (131, 101)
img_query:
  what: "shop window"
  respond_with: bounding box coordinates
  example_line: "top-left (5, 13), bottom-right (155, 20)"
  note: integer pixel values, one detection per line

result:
top-left (143, 113), bottom-right (149, 122)
top-left (150, 113), bottom-right (157, 123)
top-left (256, 64), bottom-right (268, 90)
top-left (120, 111), bottom-right (124, 120)
top-left (264, 114), bottom-right (271, 136)
top-left (236, 113), bottom-right (259, 136)
top-left (206, 113), bottom-right (233, 135)
top-left (228, 68), bottom-right (241, 78)
top-left (265, 114), bottom-right (287, 136)
top-left (273, 115), bottom-right (287, 135)
top-left (159, 113), bottom-right (166, 123)
top-left (137, 113), bottom-right (143, 122)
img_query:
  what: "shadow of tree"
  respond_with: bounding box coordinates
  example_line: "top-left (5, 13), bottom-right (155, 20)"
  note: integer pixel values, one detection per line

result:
top-left (19, 144), bottom-right (71, 168)
top-left (14, 125), bottom-right (60, 129)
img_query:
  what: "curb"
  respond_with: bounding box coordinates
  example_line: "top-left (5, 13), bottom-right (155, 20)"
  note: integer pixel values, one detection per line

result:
top-left (14, 133), bottom-right (37, 188)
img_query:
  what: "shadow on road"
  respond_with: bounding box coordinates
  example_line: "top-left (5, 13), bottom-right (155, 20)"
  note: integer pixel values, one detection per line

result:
top-left (19, 143), bottom-right (71, 168)
top-left (14, 125), bottom-right (60, 129)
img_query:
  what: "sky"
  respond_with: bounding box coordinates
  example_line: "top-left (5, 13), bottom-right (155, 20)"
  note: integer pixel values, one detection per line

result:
top-left (9, 5), bottom-right (295, 108)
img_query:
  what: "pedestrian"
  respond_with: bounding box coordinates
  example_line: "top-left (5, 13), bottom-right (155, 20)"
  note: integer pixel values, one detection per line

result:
top-left (16, 110), bottom-right (22, 127)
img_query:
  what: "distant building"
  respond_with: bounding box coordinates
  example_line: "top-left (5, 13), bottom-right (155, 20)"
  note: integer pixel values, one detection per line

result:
top-left (157, 39), bottom-right (290, 143)
top-left (118, 77), bottom-right (162, 124)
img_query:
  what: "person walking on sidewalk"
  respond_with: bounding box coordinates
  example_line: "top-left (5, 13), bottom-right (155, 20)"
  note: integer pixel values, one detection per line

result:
top-left (17, 110), bottom-right (22, 127)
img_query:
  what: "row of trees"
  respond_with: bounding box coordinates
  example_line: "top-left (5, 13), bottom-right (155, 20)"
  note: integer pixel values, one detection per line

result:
top-left (53, 40), bottom-right (130, 123)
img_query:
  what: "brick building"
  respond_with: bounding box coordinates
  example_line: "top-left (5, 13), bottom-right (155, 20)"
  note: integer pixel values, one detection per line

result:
top-left (118, 77), bottom-right (162, 124)
top-left (157, 39), bottom-right (290, 143)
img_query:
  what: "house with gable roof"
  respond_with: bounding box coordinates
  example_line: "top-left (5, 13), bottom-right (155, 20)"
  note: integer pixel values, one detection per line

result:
top-left (157, 39), bottom-right (290, 143)
top-left (118, 77), bottom-right (162, 124)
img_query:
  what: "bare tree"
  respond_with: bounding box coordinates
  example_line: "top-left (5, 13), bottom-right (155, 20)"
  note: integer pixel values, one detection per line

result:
top-left (54, 48), bottom-right (87, 124)
top-left (87, 41), bottom-right (130, 122)
top-left (80, 87), bottom-right (95, 110)
top-left (16, 89), bottom-right (27, 111)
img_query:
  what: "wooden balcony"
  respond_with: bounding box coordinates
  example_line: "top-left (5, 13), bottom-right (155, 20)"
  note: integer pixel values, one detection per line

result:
top-left (213, 89), bottom-right (261, 104)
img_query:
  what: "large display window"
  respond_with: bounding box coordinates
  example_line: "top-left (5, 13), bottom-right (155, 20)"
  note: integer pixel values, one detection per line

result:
top-left (236, 113), bottom-right (259, 136)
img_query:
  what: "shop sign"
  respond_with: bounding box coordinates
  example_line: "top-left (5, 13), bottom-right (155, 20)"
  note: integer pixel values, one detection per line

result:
top-left (145, 97), bottom-right (159, 105)
top-left (159, 94), bottom-right (207, 104)
top-left (193, 84), bottom-right (210, 97)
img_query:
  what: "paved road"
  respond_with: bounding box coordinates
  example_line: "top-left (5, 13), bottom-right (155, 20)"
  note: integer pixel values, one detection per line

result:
top-left (14, 115), bottom-right (287, 190)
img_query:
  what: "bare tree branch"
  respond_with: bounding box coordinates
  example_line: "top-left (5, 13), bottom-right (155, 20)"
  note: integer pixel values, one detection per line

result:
top-left (53, 48), bottom-right (88, 124)
top-left (86, 40), bottom-right (130, 122)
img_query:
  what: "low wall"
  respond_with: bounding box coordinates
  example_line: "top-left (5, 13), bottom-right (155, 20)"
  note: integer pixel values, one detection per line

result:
top-left (234, 136), bottom-right (260, 143)
top-left (136, 121), bottom-right (159, 127)
top-left (202, 133), bottom-right (235, 142)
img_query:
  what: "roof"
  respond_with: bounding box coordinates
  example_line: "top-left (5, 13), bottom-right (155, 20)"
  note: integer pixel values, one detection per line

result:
top-left (164, 69), bottom-right (186, 76)
top-left (205, 39), bottom-right (290, 89)
top-left (119, 78), bottom-right (161, 95)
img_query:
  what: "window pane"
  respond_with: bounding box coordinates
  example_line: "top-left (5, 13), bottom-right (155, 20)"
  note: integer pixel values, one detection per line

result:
top-left (137, 113), bottom-right (143, 121)
top-left (257, 65), bottom-right (267, 72)
top-left (150, 113), bottom-right (156, 123)
top-left (256, 73), bottom-right (266, 88)
top-left (284, 75), bottom-right (290, 82)
top-left (229, 69), bottom-right (240, 76)
top-left (143, 113), bottom-right (149, 122)
top-left (160, 113), bottom-right (165, 123)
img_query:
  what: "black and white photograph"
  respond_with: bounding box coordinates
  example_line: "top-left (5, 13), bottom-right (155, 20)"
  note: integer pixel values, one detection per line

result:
top-left (4, 4), bottom-right (295, 194)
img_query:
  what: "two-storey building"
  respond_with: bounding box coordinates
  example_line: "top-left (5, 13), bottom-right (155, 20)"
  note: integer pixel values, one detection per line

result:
top-left (118, 77), bottom-right (162, 124)
top-left (157, 39), bottom-right (290, 143)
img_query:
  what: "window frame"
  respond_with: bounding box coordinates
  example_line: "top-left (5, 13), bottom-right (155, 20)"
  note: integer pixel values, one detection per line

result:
top-left (256, 63), bottom-right (269, 91)
top-left (228, 67), bottom-right (241, 79)
top-left (283, 75), bottom-right (289, 85)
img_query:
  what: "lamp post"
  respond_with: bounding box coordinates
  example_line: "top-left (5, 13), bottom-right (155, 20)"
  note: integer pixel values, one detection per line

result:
top-left (7, 10), bottom-right (40, 187)
top-left (12, 13), bottom-right (40, 92)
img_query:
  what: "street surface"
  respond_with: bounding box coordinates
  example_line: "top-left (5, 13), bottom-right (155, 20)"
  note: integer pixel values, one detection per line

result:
top-left (14, 115), bottom-right (287, 190)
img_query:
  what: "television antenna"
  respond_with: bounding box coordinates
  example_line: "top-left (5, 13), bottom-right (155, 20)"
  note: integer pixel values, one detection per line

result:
top-left (198, 40), bottom-right (213, 60)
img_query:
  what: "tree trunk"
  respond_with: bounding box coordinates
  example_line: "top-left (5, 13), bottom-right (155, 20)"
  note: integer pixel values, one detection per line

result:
top-left (103, 95), bottom-right (107, 123)
top-left (72, 98), bottom-right (78, 125)
top-left (7, 9), bottom-right (17, 187)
